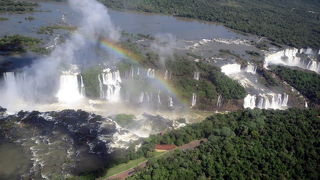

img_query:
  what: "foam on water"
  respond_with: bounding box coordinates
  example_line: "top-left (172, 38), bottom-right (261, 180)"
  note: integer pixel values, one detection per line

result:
top-left (244, 93), bottom-right (289, 109)
top-left (264, 48), bottom-right (320, 74)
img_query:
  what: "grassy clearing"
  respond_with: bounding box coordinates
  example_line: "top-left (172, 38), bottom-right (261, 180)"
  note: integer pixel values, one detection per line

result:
top-left (103, 157), bottom-right (146, 178)
top-left (101, 151), bottom-right (166, 178)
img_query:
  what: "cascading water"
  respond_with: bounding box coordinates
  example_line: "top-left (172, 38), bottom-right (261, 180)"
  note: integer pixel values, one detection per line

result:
top-left (244, 93), bottom-right (289, 109)
top-left (147, 68), bottom-right (155, 78)
top-left (56, 72), bottom-right (85, 103)
top-left (168, 96), bottom-right (173, 108)
top-left (217, 95), bottom-right (222, 107)
top-left (221, 64), bottom-right (241, 75)
top-left (193, 72), bottom-right (200, 81)
top-left (245, 64), bottom-right (257, 74)
top-left (264, 48), bottom-right (320, 74)
top-left (191, 93), bottom-right (197, 107)
top-left (164, 70), bottom-right (168, 80)
top-left (139, 92), bottom-right (151, 104)
top-left (157, 91), bottom-right (161, 105)
top-left (80, 76), bottom-right (86, 96)
top-left (98, 68), bottom-right (122, 103)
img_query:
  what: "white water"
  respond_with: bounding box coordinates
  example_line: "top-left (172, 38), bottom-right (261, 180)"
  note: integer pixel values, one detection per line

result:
top-left (221, 63), bottom-right (257, 75)
top-left (98, 68), bottom-right (122, 103)
top-left (157, 91), bottom-right (161, 105)
top-left (168, 96), bottom-right (173, 107)
top-left (191, 93), bottom-right (197, 107)
top-left (0, 72), bottom-right (25, 112)
top-left (147, 68), bottom-right (155, 78)
top-left (245, 63), bottom-right (257, 74)
top-left (264, 48), bottom-right (320, 74)
top-left (221, 64), bottom-right (241, 75)
top-left (217, 95), bottom-right (222, 108)
top-left (193, 72), bottom-right (200, 81)
top-left (139, 91), bottom-right (151, 103)
top-left (244, 93), bottom-right (289, 109)
top-left (164, 70), bottom-right (169, 80)
top-left (56, 73), bottom-right (84, 103)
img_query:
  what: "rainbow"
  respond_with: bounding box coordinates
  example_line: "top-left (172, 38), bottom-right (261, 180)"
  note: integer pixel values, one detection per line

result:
top-left (99, 38), bottom-right (186, 105)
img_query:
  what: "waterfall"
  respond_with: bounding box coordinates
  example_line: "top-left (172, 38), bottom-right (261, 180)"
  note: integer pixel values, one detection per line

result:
top-left (147, 69), bottom-right (155, 78)
top-left (139, 92), bottom-right (144, 103)
top-left (305, 101), bottom-right (308, 108)
top-left (164, 70), bottom-right (168, 80)
top-left (221, 64), bottom-right (241, 75)
top-left (264, 48), bottom-right (320, 74)
top-left (56, 73), bottom-right (84, 103)
top-left (80, 75), bottom-right (86, 96)
top-left (138, 92), bottom-right (151, 104)
top-left (1, 72), bottom-right (21, 101)
top-left (168, 96), bottom-right (173, 108)
top-left (191, 93), bottom-right (197, 107)
top-left (244, 93), bottom-right (288, 109)
top-left (157, 91), bottom-right (161, 105)
top-left (99, 69), bottom-right (122, 103)
top-left (131, 67), bottom-right (134, 78)
top-left (244, 94), bottom-right (257, 109)
top-left (216, 95), bottom-right (222, 107)
top-left (245, 64), bottom-right (257, 74)
top-left (193, 72), bottom-right (200, 81)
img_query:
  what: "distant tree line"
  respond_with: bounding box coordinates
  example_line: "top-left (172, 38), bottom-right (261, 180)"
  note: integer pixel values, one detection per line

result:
top-left (0, 0), bottom-right (38, 13)
top-left (99, 0), bottom-right (320, 48)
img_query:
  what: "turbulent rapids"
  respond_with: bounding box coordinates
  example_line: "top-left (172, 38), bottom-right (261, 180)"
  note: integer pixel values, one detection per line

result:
top-left (0, 108), bottom-right (139, 179)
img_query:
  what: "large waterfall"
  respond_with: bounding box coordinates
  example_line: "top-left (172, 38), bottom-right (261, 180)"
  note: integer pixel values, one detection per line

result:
top-left (221, 63), bottom-right (257, 75)
top-left (221, 64), bottom-right (241, 75)
top-left (98, 68), bottom-right (122, 103)
top-left (56, 73), bottom-right (85, 103)
top-left (244, 93), bottom-right (289, 109)
top-left (264, 48), bottom-right (320, 74)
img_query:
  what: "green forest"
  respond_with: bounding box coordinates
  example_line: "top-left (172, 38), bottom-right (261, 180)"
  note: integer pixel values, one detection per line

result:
top-left (271, 66), bottom-right (320, 105)
top-left (0, 0), bottom-right (37, 13)
top-left (99, 0), bottom-right (320, 48)
top-left (128, 108), bottom-right (320, 179)
top-left (0, 35), bottom-right (46, 54)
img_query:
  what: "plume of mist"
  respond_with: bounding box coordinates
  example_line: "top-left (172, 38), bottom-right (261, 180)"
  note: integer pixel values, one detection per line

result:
top-left (151, 34), bottom-right (177, 67)
top-left (0, 0), bottom-right (120, 111)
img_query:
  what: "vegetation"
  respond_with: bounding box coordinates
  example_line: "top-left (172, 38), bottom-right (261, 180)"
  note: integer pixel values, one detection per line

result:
top-left (0, 0), bottom-right (38, 13)
top-left (271, 66), bottom-right (320, 104)
top-left (246, 50), bottom-right (261, 57)
top-left (0, 35), bottom-right (47, 54)
top-left (0, 17), bottom-right (8, 21)
top-left (129, 108), bottom-right (320, 179)
top-left (100, 0), bottom-right (320, 48)
top-left (114, 114), bottom-right (135, 127)
top-left (82, 66), bottom-right (101, 98)
top-left (257, 68), bottom-right (278, 87)
top-left (24, 16), bottom-right (34, 21)
top-left (37, 25), bottom-right (77, 35)
top-left (104, 157), bottom-right (146, 178)
top-left (165, 57), bottom-right (246, 105)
